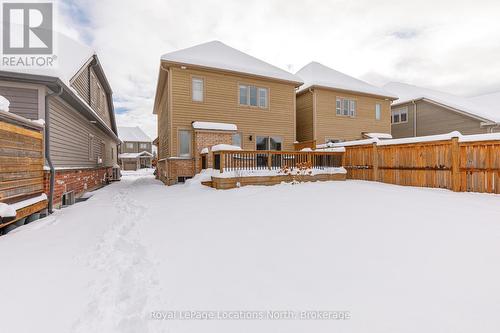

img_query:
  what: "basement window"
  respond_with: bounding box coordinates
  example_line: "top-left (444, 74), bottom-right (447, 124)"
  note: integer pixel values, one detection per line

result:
top-left (177, 176), bottom-right (192, 183)
top-left (61, 191), bottom-right (75, 207)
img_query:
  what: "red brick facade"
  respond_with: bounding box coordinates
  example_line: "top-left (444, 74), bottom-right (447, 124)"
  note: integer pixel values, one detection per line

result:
top-left (157, 130), bottom-right (233, 185)
top-left (43, 167), bottom-right (112, 207)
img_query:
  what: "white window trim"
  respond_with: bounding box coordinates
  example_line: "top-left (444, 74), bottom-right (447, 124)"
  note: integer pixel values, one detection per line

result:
top-left (392, 107), bottom-right (408, 124)
top-left (231, 132), bottom-right (243, 147)
top-left (375, 104), bottom-right (381, 120)
top-left (178, 129), bottom-right (192, 157)
top-left (335, 97), bottom-right (357, 118)
top-left (238, 84), bottom-right (269, 109)
top-left (191, 77), bottom-right (204, 102)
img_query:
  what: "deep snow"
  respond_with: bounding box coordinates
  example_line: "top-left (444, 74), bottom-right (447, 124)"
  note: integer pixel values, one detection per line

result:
top-left (1, 170), bottom-right (500, 333)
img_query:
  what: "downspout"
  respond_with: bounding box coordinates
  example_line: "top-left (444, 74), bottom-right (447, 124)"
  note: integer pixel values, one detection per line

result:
top-left (45, 85), bottom-right (63, 214)
top-left (412, 100), bottom-right (417, 137)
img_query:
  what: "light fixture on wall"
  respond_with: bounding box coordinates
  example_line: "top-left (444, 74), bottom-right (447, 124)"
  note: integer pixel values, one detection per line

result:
top-left (90, 120), bottom-right (97, 124)
top-left (180, 66), bottom-right (187, 70)
top-left (248, 135), bottom-right (253, 141)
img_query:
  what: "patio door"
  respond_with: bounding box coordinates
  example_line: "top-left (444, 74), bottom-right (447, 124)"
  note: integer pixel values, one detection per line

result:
top-left (256, 136), bottom-right (282, 167)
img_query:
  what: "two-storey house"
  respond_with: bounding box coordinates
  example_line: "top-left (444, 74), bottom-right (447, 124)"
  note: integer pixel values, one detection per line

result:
top-left (384, 82), bottom-right (500, 138)
top-left (0, 33), bottom-right (120, 209)
top-left (118, 126), bottom-right (153, 170)
top-left (295, 62), bottom-right (397, 144)
top-left (153, 41), bottom-right (303, 185)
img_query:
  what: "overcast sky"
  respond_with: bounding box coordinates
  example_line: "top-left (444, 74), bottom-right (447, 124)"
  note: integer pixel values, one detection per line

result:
top-left (58, 0), bottom-right (500, 139)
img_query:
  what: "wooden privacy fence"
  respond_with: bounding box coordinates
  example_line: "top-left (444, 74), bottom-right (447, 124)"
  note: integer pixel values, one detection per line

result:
top-left (1, 110), bottom-right (47, 229)
top-left (341, 135), bottom-right (500, 194)
top-left (212, 150), bottom-right (344, 173)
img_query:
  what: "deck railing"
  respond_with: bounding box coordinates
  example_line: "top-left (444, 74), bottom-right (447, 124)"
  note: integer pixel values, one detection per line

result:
top-left (212, 150), bottom-right (344, 173)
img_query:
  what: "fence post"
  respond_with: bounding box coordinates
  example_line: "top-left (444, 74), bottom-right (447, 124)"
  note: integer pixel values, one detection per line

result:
top-left (267, 152), bottom-right (272, 170)
top-left (451, 137), bottom-right (460, 192)
top-left (372, 143), bottom-right (378, 182)
top-left (220, 152), bottom-right (225, 174)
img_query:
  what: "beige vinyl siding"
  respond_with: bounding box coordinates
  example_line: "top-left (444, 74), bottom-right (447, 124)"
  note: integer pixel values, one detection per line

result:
top-left (48, 96), bottom-right (117, 168)
top-left (120, 142), bottom-right (152, 154)
top-left (0, 86), bottom-right (39, 120)
top-left (391, 100), bottom-right (488, 138)
top-left (157, 79), bottom-right (169, 159)
top-left (296, 91), bottom-right (314, 142)
top-left (314, 88), bottom-right (391, 142)
top-left (169, 67), bottom-right (296, 156)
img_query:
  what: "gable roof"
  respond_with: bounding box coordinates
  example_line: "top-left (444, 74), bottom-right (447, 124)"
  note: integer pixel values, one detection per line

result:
top-left (469, 91), bottom-right (500, 119)
top-left (118, 126), bottom-right (152, 143)
top-left (0, 32), bottom-right (96, 86)
top-left (384, 82), bottom-right (500, 124)
top-left (0, 32), bottom-right (119, 141)
top-left (295, 62), bottom-right (397, 99)
top-left (160, 41), bottom-right (302, 85)
top-left (118, 151), bottom-right (154, 159)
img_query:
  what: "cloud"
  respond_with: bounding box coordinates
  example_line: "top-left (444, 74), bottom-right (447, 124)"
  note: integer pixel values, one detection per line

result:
top-left (58, 0), bottom-right (500, 138)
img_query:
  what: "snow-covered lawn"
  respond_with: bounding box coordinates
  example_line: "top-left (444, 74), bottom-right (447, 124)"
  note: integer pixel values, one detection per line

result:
top-left (1, 170), bottom-right (500, 333)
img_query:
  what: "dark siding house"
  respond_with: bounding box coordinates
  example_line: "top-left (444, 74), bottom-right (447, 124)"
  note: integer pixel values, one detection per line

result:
top-left (0, 33), bottom-right (120, 209)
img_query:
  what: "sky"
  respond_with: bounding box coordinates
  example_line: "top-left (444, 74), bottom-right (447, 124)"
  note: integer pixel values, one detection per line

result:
top-left (57, 0), bottom-right (500, 139)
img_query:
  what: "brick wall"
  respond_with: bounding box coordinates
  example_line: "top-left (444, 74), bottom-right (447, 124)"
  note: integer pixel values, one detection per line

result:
top-left (43, 167), bottom-right (111, 207)
top-left (194, 130), bottom-right (233, 172)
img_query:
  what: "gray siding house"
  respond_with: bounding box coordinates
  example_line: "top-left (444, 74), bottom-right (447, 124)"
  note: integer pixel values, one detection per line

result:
top-left (384, 82), bottom-right (500, 138)
top-left (0, 33), bottom-right (120, 209)
top-left (118, 126), bottom-right (153, 170)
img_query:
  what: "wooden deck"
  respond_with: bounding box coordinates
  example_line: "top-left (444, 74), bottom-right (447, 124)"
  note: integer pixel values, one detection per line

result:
top-left (205, 149), bottom-right (346, 189)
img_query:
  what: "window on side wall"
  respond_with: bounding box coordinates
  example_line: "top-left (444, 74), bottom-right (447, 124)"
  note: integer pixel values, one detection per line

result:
top-left (126, 142), bottom-right (134, 149)
top-left (192, 78), bottom-right (204, 102)
top-left (140, 143), bottom-right (148, 150)
top-left (392, 107), bottom-right (408, 124)
top-left (336, 97), bottom-right (356, 117)
top-left (179, 130), bottom-right (192, 157)
top-left (232, 133), bottom-right (242, 147)
top-left (375, 104), bottom-right (381, 120)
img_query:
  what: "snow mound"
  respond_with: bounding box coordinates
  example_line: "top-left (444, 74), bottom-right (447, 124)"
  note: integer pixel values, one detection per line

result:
top-left (211, 144), bottom-right (242, 152)
top-left (0, 95), bottom-right (10, 112)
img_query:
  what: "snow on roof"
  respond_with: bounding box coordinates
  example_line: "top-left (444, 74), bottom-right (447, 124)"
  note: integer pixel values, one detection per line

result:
top-left (118, 126), bottom-right (152, 143)
top-left (161, 41), bottom-right (302, 85)
top-left (118, 151), bottom-right (154, 159)
top-left (364, 133), bottom-right (393, 139)
top-left (192, 121), bottom-right (237, 131)
top-left (468, 91), bottom-right (500, 120)
top-left (211, 144), bottom-right (242, 152)
top-left (0, 32), bottom-right (96, 86)
top-left (384, 82), bottom-right (500, 123)
top-left (296, 62), bottom-right (397, 98)
top-left (0, 95), bottom-right (10, 112)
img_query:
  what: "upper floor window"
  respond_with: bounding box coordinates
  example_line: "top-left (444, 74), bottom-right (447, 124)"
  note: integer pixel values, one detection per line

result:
top-left (192, 78), bottom-right (204, 102)
top-left (336, 97), bottom-right (356, 117)
top-left (375, 104), bottom-right (381, 120)
top-left (239, 84), bottom-right (268, 108)
top-left (126, 142), bottom-right (134, 149)
top-left (392, 107), bottom-right (408, 124)
top-left (139, 143), bottom-right (148, 149)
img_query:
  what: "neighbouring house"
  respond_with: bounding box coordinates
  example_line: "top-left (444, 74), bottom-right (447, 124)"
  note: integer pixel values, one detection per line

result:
top-left (0, 33), bottom-right (120, 211)
top-left (384, 82), bottom-right (500, 138)
top-left (118, 126), bottom-right (153, 170)
top-left (153, 41), bottom-right (303, 185)
top-left (294, 62), bottom-right (397, 144)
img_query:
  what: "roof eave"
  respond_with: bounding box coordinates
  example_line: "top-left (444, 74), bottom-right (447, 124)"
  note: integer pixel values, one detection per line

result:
top-left (300, 84), bottom-right (398, 100)
top-left (160, 59), bottom-right (304, 87)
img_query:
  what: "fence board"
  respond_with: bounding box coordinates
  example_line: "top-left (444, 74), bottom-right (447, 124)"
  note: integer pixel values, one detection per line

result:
top-left (343, 138), bottom-right (500, 194)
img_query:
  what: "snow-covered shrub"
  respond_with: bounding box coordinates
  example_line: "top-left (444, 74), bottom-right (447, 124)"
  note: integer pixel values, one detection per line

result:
top-left (279, 162), bottom-right (313, 184)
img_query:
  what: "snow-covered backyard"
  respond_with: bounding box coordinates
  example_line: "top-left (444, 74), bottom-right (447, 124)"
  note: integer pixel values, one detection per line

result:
top-left (1, 169), bottom-right (500, 333)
